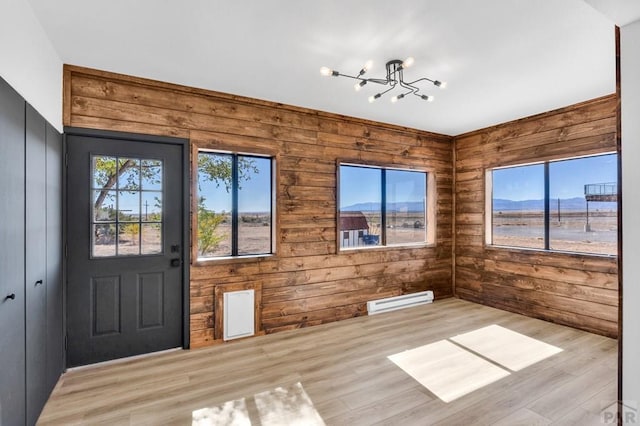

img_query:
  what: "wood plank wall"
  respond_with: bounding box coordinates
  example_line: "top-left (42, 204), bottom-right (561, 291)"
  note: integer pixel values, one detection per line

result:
top-left (63, 65), bottom-right (454, 347)
top-left (454, 94), bottom-right (619, 338)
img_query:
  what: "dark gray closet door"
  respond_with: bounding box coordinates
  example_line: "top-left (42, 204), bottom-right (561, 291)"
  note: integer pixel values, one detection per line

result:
top-left (66, 135), bottom-right (184, 367)
top-left (25, 104), bottom-right (48, 425)
top-left (46, 123), bottom-right (64, 394)
top-left (0, 79), bottom-right (26, 426)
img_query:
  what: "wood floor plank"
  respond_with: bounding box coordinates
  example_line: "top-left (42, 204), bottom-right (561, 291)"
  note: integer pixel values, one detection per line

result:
top-left (492, 408), bottom-right (551, 426)
top-left (38, 298), bottom-right (617, 425)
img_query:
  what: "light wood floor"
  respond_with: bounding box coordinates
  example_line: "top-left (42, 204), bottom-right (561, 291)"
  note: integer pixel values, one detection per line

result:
top-left (38, 298), bottom-right (618, 425)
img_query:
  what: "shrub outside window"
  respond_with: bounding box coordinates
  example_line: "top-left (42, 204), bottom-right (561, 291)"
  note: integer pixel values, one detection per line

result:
top-left (197, 151), bottom-right (273, 259)
top-left (339, 164), bottom-right (432, 250)
top-left (487, 153), bottom-right (618, 256)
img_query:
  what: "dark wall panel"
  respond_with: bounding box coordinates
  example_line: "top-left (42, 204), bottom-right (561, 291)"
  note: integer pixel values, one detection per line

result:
top-left (46, 123), bottom-right (64, 393)
top-left (0, 76), bottom-right (27, 426)
top-left (25, 104), bottom-right (49, 425)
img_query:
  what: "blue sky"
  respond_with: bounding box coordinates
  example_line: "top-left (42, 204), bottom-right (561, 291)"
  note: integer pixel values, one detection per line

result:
top-left (493, 153), bottom-right (617, 201)
top-left (199, 156), bottom-right (271, 213)
top-left (339, 165), bottom-right (426, 208)
top-left (117, 153), bottom-right (617, 214)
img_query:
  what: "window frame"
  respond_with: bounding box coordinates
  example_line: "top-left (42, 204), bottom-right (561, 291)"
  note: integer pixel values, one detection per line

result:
top-left (195, 148), bottom-right (276, 262)
top-left (337, 161), bottom-right (436, 251)
top-left (485, 152), bottom-right (618, 257)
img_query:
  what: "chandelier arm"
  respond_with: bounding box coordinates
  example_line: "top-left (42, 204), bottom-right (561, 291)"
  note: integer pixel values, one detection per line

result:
top-left (378, 83), bottom-right (398, 97)
top-left (399, 80), bottom-right (418, 93)
top-left (335, 72), bottom-right (367, 81)
top-left (405, 77), bottom-right (436, 86)
top-left (366, 78), bottom-right (391, 85)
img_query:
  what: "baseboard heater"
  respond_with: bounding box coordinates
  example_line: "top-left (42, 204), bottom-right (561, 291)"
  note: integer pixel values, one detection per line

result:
top-left (367, 291), bottom-right (434, 315)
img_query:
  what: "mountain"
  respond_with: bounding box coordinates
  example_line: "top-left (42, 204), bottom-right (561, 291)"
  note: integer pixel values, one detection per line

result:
top-left (341, 201), bottom-right (425, 212)
top-left (493, 197), bottom-right (617, 211)
top-left (342, 197), bottom-right (617, 213)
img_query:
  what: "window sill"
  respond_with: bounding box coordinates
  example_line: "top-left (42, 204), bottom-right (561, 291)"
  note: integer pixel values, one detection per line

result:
top-left (193, 253), bottom-right (275, 266)
top-left (339, 242), bottom-right (435, 253)
top-left (484, 244), bottom-right (617, 259)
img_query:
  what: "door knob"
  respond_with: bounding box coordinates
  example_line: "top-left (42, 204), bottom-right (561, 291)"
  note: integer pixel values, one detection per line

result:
top-left (170, 258), bottom-right (181, 267)
top-left (5, 293), bottom-right (16, 301)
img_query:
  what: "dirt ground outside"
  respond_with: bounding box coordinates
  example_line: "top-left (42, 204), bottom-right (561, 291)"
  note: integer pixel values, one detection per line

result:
top-left (492, 210), bottom-right (617, 255)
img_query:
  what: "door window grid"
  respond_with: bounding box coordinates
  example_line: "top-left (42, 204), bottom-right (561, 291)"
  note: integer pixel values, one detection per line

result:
top-left (91, 155), bottom-right (163, 257)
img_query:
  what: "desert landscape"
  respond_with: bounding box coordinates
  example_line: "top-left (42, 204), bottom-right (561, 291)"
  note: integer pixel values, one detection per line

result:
top-left (492, 210), bottom-right (617, 255)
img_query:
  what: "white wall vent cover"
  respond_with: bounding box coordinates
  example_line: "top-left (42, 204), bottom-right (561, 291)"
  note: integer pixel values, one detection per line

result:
top-left (223, 289), bottom-right (255, 341)
top-left (367, 291), bottom-right (434, 315)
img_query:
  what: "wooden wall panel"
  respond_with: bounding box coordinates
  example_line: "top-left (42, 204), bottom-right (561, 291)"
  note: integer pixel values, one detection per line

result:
top-left (454, 94), bottom-right (619, 338)
top-left (64, 65), bottom-right (454, 348)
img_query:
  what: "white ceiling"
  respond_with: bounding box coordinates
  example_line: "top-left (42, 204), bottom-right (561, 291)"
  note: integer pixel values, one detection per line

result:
top-left (583, 0), bottom-right (640, 26)
top-left (26, 0), bottom-right (618, 136)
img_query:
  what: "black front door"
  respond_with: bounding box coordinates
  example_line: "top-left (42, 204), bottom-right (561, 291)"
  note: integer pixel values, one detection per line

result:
top-left (66, 134), bottom-right (184, 367)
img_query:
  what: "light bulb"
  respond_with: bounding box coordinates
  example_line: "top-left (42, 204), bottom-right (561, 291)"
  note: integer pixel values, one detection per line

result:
top-left (420, 94), bottom-right (434, 102)
top-left (402, 57), bottom-right (415, 68)
top-left (391, 95), bottom-right (398, 103)
top-left (434, 80), bottom-right (447, 89)
top-left (354, 80), bottom-right (367, 91)
top-left (368, 95), bottom-right (376, 103)
top-left (358, 60), bottom-right (374, 76)
top-left (320, 66), bottom-right (332, 76)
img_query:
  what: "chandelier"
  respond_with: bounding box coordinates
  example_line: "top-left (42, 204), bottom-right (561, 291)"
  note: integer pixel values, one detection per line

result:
top-left (320, 57), bottom-right (446, 103)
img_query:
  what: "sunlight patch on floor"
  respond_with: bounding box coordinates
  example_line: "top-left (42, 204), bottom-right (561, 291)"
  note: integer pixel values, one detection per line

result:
top-left (388, 340), bottom-right (511, 403)
top-left (192, 398), bottom-right (250, 426)
top-left (255, 382), bottom-right (325, 426)
top-left (192, 382), bottom-right (324, 426)
top-left (451, 324), bottom-right (563, 371)
top-left (388, 324), bottom-right (564, 403)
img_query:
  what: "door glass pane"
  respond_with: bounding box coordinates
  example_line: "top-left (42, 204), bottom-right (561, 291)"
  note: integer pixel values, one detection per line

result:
top-left (141, 159), bottom-right (162, 190)
top-left (339, 165), bottom-right (382, 249)
top-left (92, 156), bottom-right (117, 188)
top-left (92, 224), bottom-right (116, 257)
top-left (118, 158), bottom-right (141, 190)
top-left (198, 153), bottom-right (232, 257)
top-left (492, 164), bottom-right (545, 249)
top-left (142, 192), bottom-right (162, 222)
top-left (549, 154), bottom-right (617, 255)
top-left (118, 223), bottom-right (140, 255)
top-left (141, 223), bottom-right (162, 255)
top-left (93, 190), bottom-right (117, 221)
top-left (91, 155), bottom-right (164, 257)
top-left (386, 169), bottom-right (427, 245)
top-left (238, 156), bottom-right (272, 255)
top-left (118, 191), bottom-right (140, 221)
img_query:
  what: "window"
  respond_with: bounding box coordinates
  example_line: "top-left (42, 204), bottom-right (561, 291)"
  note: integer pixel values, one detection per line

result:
top-left (91, 156), bottom-right (163, 257)
top-left (487, 153), bottom-right (618, 256)
top-left (339, 164), bottom-right (432, 249)
top-left (197, 151), bottom-right (273, 259)
top-left (490, 164), bottom-right (545, 250)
